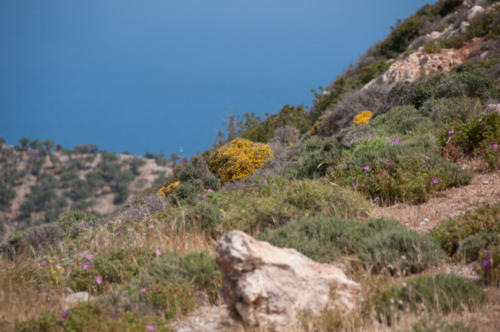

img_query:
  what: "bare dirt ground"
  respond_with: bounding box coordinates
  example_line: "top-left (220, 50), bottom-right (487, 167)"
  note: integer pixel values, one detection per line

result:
top-left (371, 170), bottom-right (500, 233)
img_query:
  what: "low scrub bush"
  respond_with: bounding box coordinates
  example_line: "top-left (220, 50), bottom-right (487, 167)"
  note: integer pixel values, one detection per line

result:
top-left (385, 68), bottom-right (493, 110)
top-left (438, 112), bottom-right (500, 169)
top-left (185, 200), bottom-right (224, 237)
top-left (431, 202), bottom-right (500, 257)
top-left (68, 247), bottom-right (150, 293)
top-left (410, 317), bottom-right (476, 332)
top-left (360, 228), bottom-right (443, 275)
top-left (100, 251), bottom-right (220, 319)
top-left (8, 223), bottom-right (63, 251)
top-left (375, 14), bottom-right (423, 58)
top-left (163, 155), bottom-right (220, 203)
top-left (260, 215), bottom-right (442, 275)
top-left (369, 105), bottom-right (433, 136)
top-left (57, 210), bottom-right (101, 237)
top-left (285, 139), bottom-right (343, 179)
top-left (369, 274), bottom-right (485, 325)
top-left (15, 302), bottom-right (174, 332)
top-left (224, 178), bottom-right (370, 232)
top-left (330, 136), bottom-right (472, 205)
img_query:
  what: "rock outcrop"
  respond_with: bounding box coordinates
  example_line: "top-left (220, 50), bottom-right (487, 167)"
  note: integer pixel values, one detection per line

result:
top-left (216, 231), bottom-right (360, 331)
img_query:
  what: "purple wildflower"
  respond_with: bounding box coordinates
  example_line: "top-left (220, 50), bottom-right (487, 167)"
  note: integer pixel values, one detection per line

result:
top-left (140, 287), bottom-right (147, 294)
top-left (96, 276), bottom-right (103, 284)
top-left (483, 258), bottom-right (492, 269)
top-left (115, 231), bottom-right (121, 237)
top-left (84, 254), bottom-right (94, 261)
top-left (394, 138), bottom-right (401, 144)
top-left (363, 165), bottom-right (371, 173)
top-left (40, 260), bottom-right (48, 267)
top-left (146, 324), bottom-right (155, 331)
top-left (83, 262), bottom-right (91, 270)
top-left (148, 225), bottom-right (154, 230)
top-left (61, 311), bottom-right (69, 319)
top-left (201, 194), bottom-right (207, 199)
top-left (432, 177), bottom-right (439, 184)
top-left (491, 142), bottom-right (498, 150)
top-left (448, 129), bottom-right (455, 135)
top-left (207, 188), bottom-right (214, 193)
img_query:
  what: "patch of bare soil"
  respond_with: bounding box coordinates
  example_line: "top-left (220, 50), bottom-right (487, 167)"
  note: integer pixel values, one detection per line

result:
top-left (371, 170), bottom-right (500, 233)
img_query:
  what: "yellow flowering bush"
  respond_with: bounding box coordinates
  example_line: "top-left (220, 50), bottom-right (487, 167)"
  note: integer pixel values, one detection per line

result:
top-left (352, 110), bottom-right (373, 125)
top-left (157, 180), bottom-right (181, 196)
top-left (208, 138), bottom-right (273, 184)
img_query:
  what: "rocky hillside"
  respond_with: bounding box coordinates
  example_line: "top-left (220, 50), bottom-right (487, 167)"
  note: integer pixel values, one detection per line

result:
top-left (0, 141), bottom-right (171, 241)
top-left (1, 1), bottom-right (499, 331)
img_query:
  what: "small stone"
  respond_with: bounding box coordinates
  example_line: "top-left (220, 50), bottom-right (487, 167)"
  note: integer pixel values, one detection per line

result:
top-left (483, 181), bottom-right (489, 185)
top-left (62, 292), bottom-right (89, 310)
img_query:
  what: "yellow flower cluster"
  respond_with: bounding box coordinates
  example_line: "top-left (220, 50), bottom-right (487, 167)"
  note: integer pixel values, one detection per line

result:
top-left (157, 180), bottom-right (181, 196)
top-left (352, 110), bottom-right (373, 125)
top-left (208, 138), bottom-right (273, 184)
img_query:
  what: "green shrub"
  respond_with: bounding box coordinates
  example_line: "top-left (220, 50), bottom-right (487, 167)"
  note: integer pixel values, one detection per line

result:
top-left (457, 232), bottom-right (499, 263)
top-left (375, 15), bottom-right (423, 58)
top-left (259, 216), bottom-right (399, 263)
top-left (431, 202), bottom-right (500, 257)
top-left (360, 228), bottom-right (443, 275)
top-left (370, 274), bottom-right (485, 325)
top-left (57, 210), bottom-right (101, 236)
top-left (185, 200), bottom-right (224, 236)
top-left (14, 302), bottom-right (174, 332)
top-left (224, 178), bottom-right (370, 232)
top-left (285, 139), bottom-right (343, 179)
top-left (356, 61), bottom-right (390, 85)
top-left (260, 215), bottom-right (442, 274)
top-left (167, 155), bottom-right (220, 203)
top-left (420, 97), bottom-right (483, 124)
top-left (369, 106), bottom-right (433, 136)
top-left (101, 251), bottom-right (219, 319)
top-left (410, 317), bottom-right (476, 332)
top-left (330, 136), bottom-right (472, 205)
top-left (179, 252), bottom-right (222, 301)
top-left (386, 68), bottom-right (492, 110)
top-left (438, 112), bottom-right (500, 169)
top-left (478, 246), bottom-right (500, 285)
top-left (68, 247), bottom-right (150, 293)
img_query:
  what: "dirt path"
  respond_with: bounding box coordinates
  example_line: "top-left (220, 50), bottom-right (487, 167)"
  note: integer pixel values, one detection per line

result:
top-left (371, 170), bottom-right (500, 233)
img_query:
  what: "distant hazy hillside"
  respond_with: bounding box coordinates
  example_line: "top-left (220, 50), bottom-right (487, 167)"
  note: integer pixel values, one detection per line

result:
top-left (0, 140), bottom-right (171, 240)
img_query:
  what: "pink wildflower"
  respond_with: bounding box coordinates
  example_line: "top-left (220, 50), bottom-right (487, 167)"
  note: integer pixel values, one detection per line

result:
top-left (40, 260), bottom-right (47, 267)
top-left (394, 138), bottom-right (401, 144)
top-left (61, 311), bottom-right (69, 319)
top-left (448, 129), bottom-right (455, 135)
top-left (96, 276), bottom-right (103, 284)
top-left (146, 324), bottom-right (155, 331)
top-left (84, 254), bottom-right (94, 261)
top-left (83, 262), bottom-right (91, 270)
top-left (201, 194), bottom-right (207, 199)
top-left (432, 177), bottom-right (439, 184)
top-left (154, 249), bottom-right (162, 257)
top-left (491, 142), bottom-right (498, 149)
top-left (207, 188), bottom-right (214, 193)
top-left (363, 165), bottom-right (371, 173)
top-left (140, 287), bottom-right (147, 294)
